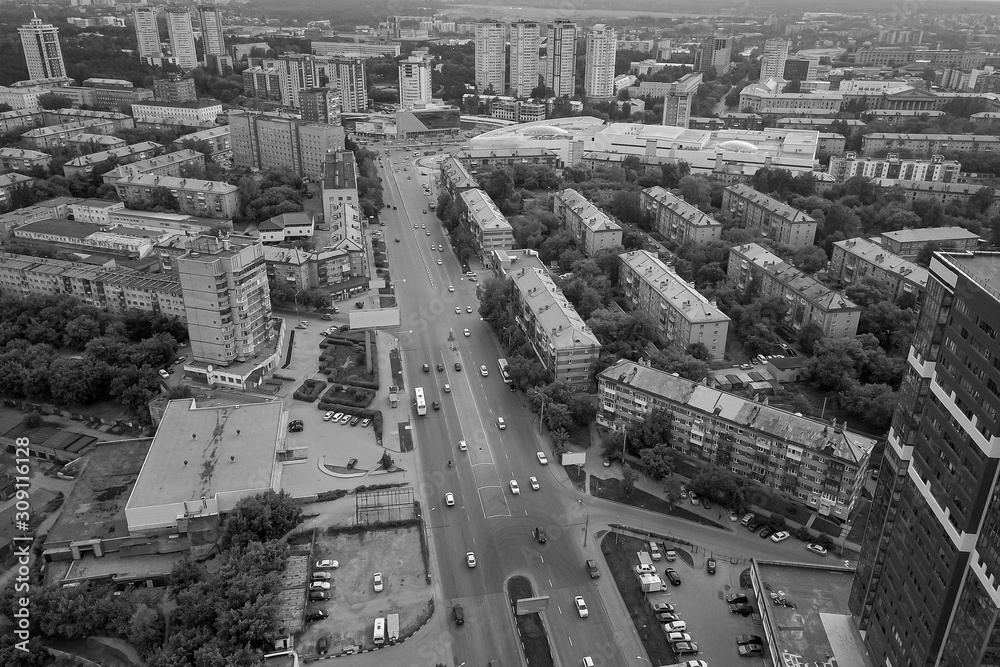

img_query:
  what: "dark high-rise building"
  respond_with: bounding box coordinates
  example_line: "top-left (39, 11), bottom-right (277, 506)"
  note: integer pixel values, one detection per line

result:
top-left (851, 250), bottom-right (1000, 666)
top-left (693, 34), bottom-right (731, 76)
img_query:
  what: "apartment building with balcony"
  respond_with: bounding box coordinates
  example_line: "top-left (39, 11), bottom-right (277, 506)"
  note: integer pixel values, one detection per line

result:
top-left (114, 174), bottom-right (239, 218)
top-left (728, 243), bottom-right (861, 338)
top-left (620, 250), bottom-right (730, 360)
top-left (172, 126), bottom-right (232, 160)
top-left (597, 359), bottom-right (877, 518)
top-left (829, 237), bottom-right (929, 301)
top-left (0, 148), bottom-right (51, 174)
top-left (439, 155), bottom-right (478, 197)
top-left (639, 186), bottom-right (723, 245)
top-left (878, 227), bottom-right (981, 259)
top-left (101, 149), bottom-right (206, 184)
top-left (22, 120), bottom-right (116, 151)
top-left (861, 133), bottom-right (1000, 157)
top-left (263, 244), bottom-right (364, 292)
top-left (510, 266), bottom-right (601, 389)
top-left (62, 142), bottom-right (163, 180)
top-left (552, 188), bottom-right (622, 256)
top-left (459, 188), bottom-right (514, 262)
top-left (828, 152), bottom-right (961, 184)
top-left (721, 184), bottom-right (817, 248)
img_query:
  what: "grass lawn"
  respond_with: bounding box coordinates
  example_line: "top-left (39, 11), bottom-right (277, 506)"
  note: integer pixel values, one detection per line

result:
top-left (507, 576), bottom-right (554, 667)
top-left (599, 533), bottom-right (674, 666)
top-left (563, 464), bottom-right (586, 491)
top-left (590, 476), bottom-right (725, 529)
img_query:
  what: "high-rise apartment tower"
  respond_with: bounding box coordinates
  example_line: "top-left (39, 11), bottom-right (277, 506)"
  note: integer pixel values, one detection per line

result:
top-left (584, 24), bottom-right (618, 99)
top-left (509, 21), bottom-right (542, 98)
top-left (474, 22), bottom-right (506, 95)
top-left (546, 20), bottom-right (578, 98)
top-left (19, 15), bottom-right (66, 80)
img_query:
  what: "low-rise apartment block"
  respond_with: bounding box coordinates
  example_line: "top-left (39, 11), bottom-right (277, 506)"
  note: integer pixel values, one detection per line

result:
top-left (263, 244), bottom-right (365, 292)
top-left (878, 227), bottom-right (981, 258)
top-left (829, 238), bottom-right (929, 300)
top-left (113, 174), bottom-right (239, 218)
top-left (640, 186), bottom-right (723, 245)
top-left (12, 218), bottom-right (160, 259)
top-left (883, 180), bottom-right (1000, 213)
top-left (22, 120), bottom-right (116, 150)
top-left (453, 147), bottom-right (563, 175)
top-left (727, 243), bottom-right (861, 338)
top-left (620, 250), bottom-right (730, 360)
top-left (596, 359), bottom-right (876, 519)
top-left (102, 149), bottom-right (206, 185)
top-left (62, 142), bottom-right (163, 180)
top-left (229, 111), bottom-right (345, 179)
top-left (0, 148), bottom-right (51, 174)
top-left (0, 174), bottom-right (34, 206)
top-left (552, 188), bottom-right (622, 256)
top-left (459, 189), bottom-right (514, 262)
top-left (828, 152), bottom-right (960, 183)
top-left (130, 100), bottom-right (223, 124)
top-left (861, 133), bottom-right (1000, 157)
top-left (0, 251), bottom-right (186, 320)
top-left (256, 211), bottom-right (315, 243)
top-left (509, 266), bottom-right (601, 389)
top-left (173, 126), bottom-right (232, 159)
top-left (439, 155), bottom-right (478, 197)
top-left (721, 184), bottom-right (817, 248)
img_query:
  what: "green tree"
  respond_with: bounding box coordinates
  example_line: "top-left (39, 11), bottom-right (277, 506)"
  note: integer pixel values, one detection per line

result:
top-left (640, 441), bottom-right (675, 480)
top-left (622, 466), bottom-right (638, 498)
top-left (223, 490), bottom-right (302, 550)
top-left (792, 245), bottom-right (828, 274)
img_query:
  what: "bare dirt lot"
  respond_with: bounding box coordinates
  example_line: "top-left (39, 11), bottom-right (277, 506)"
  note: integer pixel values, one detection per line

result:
top-left (299, 525), bottom-right (432, 654)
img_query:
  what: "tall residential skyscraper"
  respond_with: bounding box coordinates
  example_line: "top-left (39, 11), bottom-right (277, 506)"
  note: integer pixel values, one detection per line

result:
top-left (509, 21), bottom-right (542, 98)
top-left (694, 34), bottom-right (732, 76)
top-left (19, 15), bottom-right (66, 80)
top-left (760, 37), bottom-right (789, 81)
top-left (546, 20), bottom-right (578, 98)
top-left (398, 54), bottom-right (432, 107)
top-left (474, 22), bottom-right (506, 95)
top-left (850, 250), bottom-right (1000, 666)
top-left (328, 57), bottom-right (368, 113)
top-left (276, 54), bottom-right (318, 109)
top-left (661, 72), bottom-right (702, 128)
top-left (584, 24), bottom-right (617, 99)
top-left (177, 235), bottom-right (273, 366)
top-left (133, 7), bottom-right (161, 62)
top-left (165, 8), bottom-right (198, 70)
top-left (198, 5), bottom-right (226, 62)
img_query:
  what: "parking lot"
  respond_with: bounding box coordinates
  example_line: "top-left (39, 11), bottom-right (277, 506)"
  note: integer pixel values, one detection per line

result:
top-left (298, 526), bottom-right (432, 655)
top-left (604, 534), bottom-right (769, 667)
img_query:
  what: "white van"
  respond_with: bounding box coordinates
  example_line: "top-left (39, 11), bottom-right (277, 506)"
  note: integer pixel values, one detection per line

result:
top-left (648, 541), bottom-right (662, 561)
top-left (373, 617), bottom-right (385, 645)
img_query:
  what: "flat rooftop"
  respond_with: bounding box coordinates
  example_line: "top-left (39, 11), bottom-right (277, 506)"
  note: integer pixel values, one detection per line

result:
top-left (755, 561), bottom-right (873, 667)
top-left (125, 399), bottom-right (282, 510)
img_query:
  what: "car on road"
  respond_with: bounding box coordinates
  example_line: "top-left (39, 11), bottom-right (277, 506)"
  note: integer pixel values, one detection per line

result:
top-left (426, 231), bottom-right (431, 235)
top-left (771, 531), bottom-right (791, 543)
top-left (664, 568), bottom-right (681, 585)
top-left (667, 632), bottom-right (692, 644)
top-left (309, 581), bottom-right (331, 591)
top-left (423, 363), bottom-right (430, 372)
top-left (315, 559), bottom-right (339, 569)
top-left (464, 328), bottom-right (470, 336)
top-left (432, 401), bottom-right (440, 410)
top-left (529, 476), bottom-right (539, 490)
top-left (309, 590), bottom-right (330, 601)
top-left (437, 259), bottom-right (442, 265)
top-left (448, 285), bottom-right (454, 292)
top-left (673, 642), bottom-right (699, 655)
top-left (360, 418), bottom-right (371, 428)
top-left (635, 564), bottom-right (657, 575)
top-left (421, 224), bottom-right (426, 229)
top-left (445, 492), bottom-right (455, 506)
top-left (452, 604), bottom-right (464, 625)
top-left (455, 307), bottom-right (461, 314)
top-left (574, 596), bottom-right (589, 618)
top-left (443, 383), bottom-right (451, 393)
top-left (437, 363), bottom-right (444, 371)
top-left (459, 440), bottom-right (468, 451)
top-left (806, 543), bottom-right (828, 556)
top-left (305, 608), bottom-right (328, 622)
top-left (497, 416), bottom-right (506, 429)
top-left (339, 414), bottom-right (351, 425)
top-left (466, 552), bottom-right (476, 567)
top-left (726, 593), bottom-right (748, 604)
top-left (467, 305), bottom-right (474, 312)
top-left (317, 636), bottom-right (329, 655)
top-left (737, 634), bottom-right (764, 645)
top-left (372, 572), bottom-right (383, 592)
top-left (707, 558), bottom-right (717, 574)
top-left (480, 365), bottom-right (489, 376)
top-left (738, 644), bottom-right (763, 657)
top-left (158, 368), bottom-right (171, 379)
top-left (532, 527), bottom-right (546, 543)
top-left (455, 362), bottom-right (462, 371)
top-left (583, 658), bottom-right (594, 667)
top-left (537, 452), bottom-right (548, 465)
top-left (730, 602), bottom-right (754, 616)
top-left (586, 559), bottom-right (600, 578)
top-left (422, 210), bottom-right (427, 214)
top-left (509, 479), bottom-right (520, 495)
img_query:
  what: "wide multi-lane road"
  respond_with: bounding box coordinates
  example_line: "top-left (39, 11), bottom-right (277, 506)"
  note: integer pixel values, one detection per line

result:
top-left (377, 142), bottom-right (628, 667)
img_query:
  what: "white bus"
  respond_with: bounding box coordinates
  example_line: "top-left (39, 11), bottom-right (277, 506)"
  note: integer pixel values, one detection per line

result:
top-left (415, 387), bottom-right (427, 416)
top-left (497, 358), bottom-right (512, 384)
top-left (373, 617), bottom-right (385, 645)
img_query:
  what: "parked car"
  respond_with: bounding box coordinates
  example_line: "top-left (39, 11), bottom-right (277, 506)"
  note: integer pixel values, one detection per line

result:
top-left (738, 644), bottom-right (763, 657)
top-left (730, 602), bottom-right (754, 616)
top-left (305, 608), bottom-right (328, 622)
top-left (309, 581), bottom-right (331, 591)
top-left (807, 543), bottom-right (829, 556)
top-left (741, 513), bottom-right (755, 526)
top-left (663, 621), bottom-right (687, 632)
top-left (349, 415), bottom-right (361, 426)
top-left (315, 559), bottom-right (339, 569)
top-left (288, 420), bottom-right (304, 432)
top-left (309, 590), bottom-right (330, 601)
top-left (664, 568), bottom-right (681, 585)
top-left (689, 492), bottom-right (700, 506)
top-left (726, 593), bottom-right (748, 604)
top-left (158, 368), bottom-right (171, 379)
top-left (673, 642), bottom-right (699, 655)
top-left (707, 558), bottom-right (717, 574)
top-left (586, 559), bottom-right (600, 578)
top-left (316, 636), bottom-right (329, 655)
top-left (339, 414), bottom-right (351, 425)
top-left (665, 548), bottom-right (677, 562)
top-left (311, 571), bottom-right (332, 581)
top-left (360, 418), bottom-right (371, 428)
top-left (651, 602), bottom-right (676, 613)
top-left (771, 531), bottom-right (791, 543)
top-left (372, 573), bottom-right (383, 592)
top-left (758, 527), bottom-right (774, 539)
top-left (736, 634), bottom-right (764, 645)
top-left (666, 632), bottom-right (692, 644)
top-left (635, 564), bottom-right (657, 575)
top-left (657, 612), bottom-right (680, 623)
